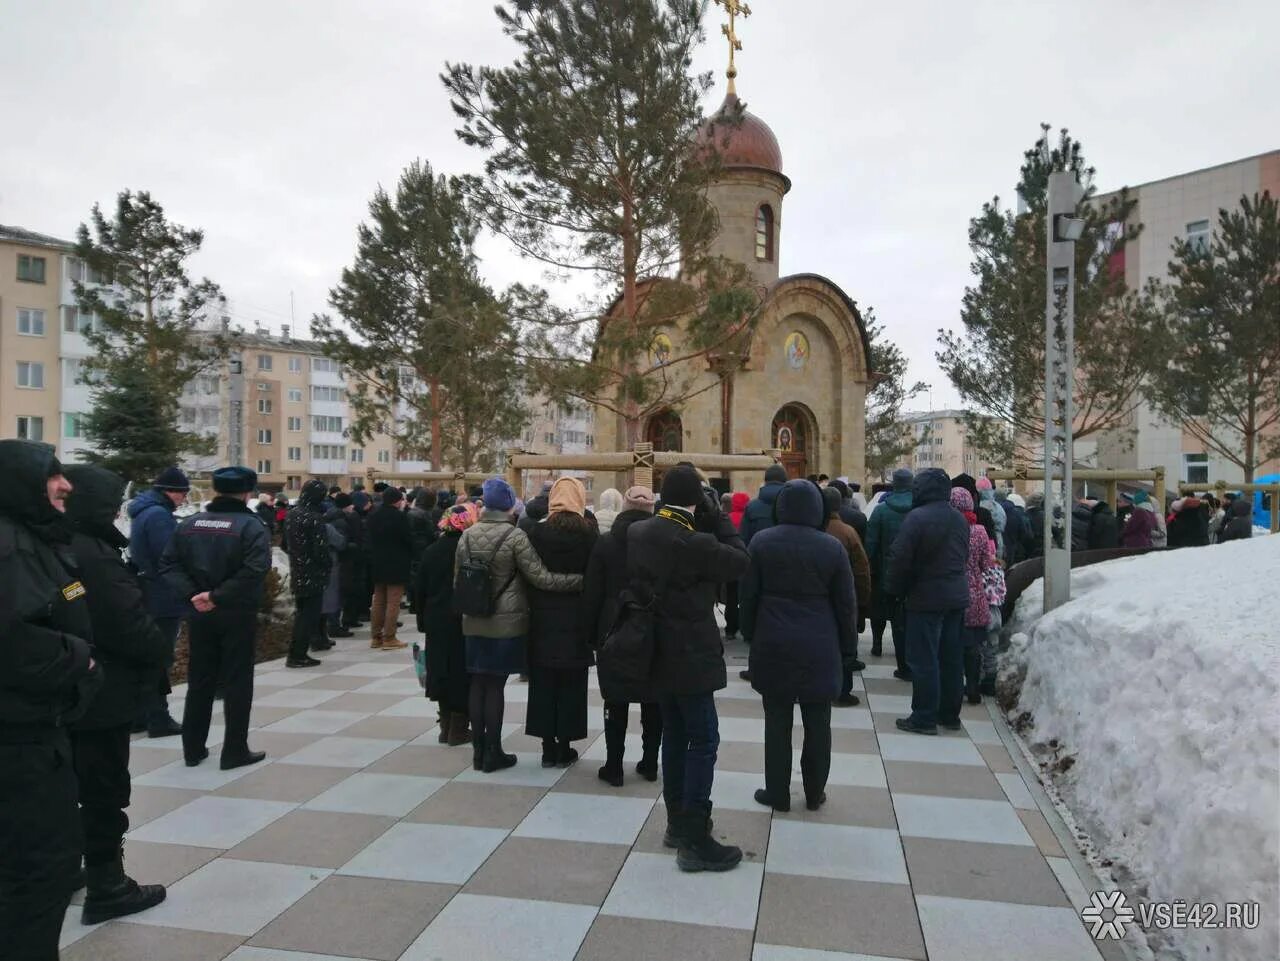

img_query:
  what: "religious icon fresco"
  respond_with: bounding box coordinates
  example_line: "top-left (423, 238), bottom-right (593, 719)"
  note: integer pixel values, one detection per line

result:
top-left (649, 332), bottom-right (673, 368)
top-left (785, 331), bottom-right (808, 370)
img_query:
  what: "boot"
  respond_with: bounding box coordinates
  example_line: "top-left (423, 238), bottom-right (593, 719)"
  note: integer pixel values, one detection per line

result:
top-left (598, 761), bottom-right (624, 787)
top-left (447, 712), bottom-right (472, 747)
top-left (147, 714), bottom-right (183, 738)
top-left (980, 676), bottom-right (997, 697)
top-left (482, 735), bottom-right (517, 773)
top-left (964, 647), bottom-right (982, 704)
top-left (676, 804), bottom-right (742, 873)
top-left (381, 637), bottom-right (409, 650)
top-left (555, 740), bottom-right (579, 768)
top-left (437, 710), bottom-right (450, 745)
top-left (81, 851), bottom-right (166, 925)
top-left (472, 729), bottom-right (485, 771)
top-left (635, 752), bottom-right (659, 782)
top-left (662, 801), bottom-right (685, 849)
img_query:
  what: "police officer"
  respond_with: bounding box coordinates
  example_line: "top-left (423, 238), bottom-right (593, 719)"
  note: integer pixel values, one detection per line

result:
top-left (64, 465), bottom-right (168, 924)
top-left (160, 465), bottom-right (271, 770)
top-left (0, 440), bottom-right (101, 960)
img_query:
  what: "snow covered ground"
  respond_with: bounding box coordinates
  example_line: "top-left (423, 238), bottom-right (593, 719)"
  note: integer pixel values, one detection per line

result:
top-left (1003, 538), bottom-right (1279, 961)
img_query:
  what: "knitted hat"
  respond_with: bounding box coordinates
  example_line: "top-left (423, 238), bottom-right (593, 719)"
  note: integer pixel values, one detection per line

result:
top-left (382, 487), bottom-right (404, 506)
top-left (764, 465), bottom-right (788, 484)
top-left (334, 492), bottom-right (353, 509)
top-left (976, 476), bottom-right (994, 492)
top-left (891, 468), bottom-right (913, 491)
top-left (660, 466), bottom-right (702, 509)
top-left (153, 466), bottom-right (191, 492)
top-left (352, 491), bottom-right (371, 511)
top-left (482, 476), bottom-right (516, 512)
top-left (623, 485), bottom-right (655, 512)
top-left (549, 477), bottom-right (587, 517)
top-left (1132, 489), bottom-right (1149, 505)
top-left (821, 486), bottom-right (843, 518)
top-left (212, 466), bottom-right (257, 494)
top-left (300, 478), bottom-right (327, 506)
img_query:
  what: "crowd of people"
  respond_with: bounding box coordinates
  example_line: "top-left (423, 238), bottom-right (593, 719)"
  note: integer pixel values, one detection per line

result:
top-left (0, 433), bottom-right (1262, 957)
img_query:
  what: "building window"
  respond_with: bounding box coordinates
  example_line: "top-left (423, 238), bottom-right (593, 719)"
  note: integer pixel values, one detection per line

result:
top-left (64, 412), bottom-right (85, 438)
top-left (257, 398), bottom-right (273, 414)
top-left (17, 308), bottom-right (46, 336)
top-left (312, 385), bottom-right (344, 403)
top-left (66, 258), bottom-right (112, 285)
top-left (287, 388), bottom-right (303, 402)
top-left (257, 382), bottom-right (270, 391)
top-left (257, 354), bottom-right (273, 371)
top-left (16, 361), bottom-right (44, 389)
top-left (1186, 220), bottom-right (1211, 255)
top-left (312, 357), bottom-right (340, 374)
top-left (350, 448), bottom-right (364, 463)
top-left (288, 446), bottom-right (302, 461)
top-left (62, 307), bottom-right (99, 334)
top-left (16, 415), bottom-right (43, 441)
top-left (1184, 452), bottom-right (1209, 485)
top-left (287, 475), bottom-right (301, 490)
top-left (17, 254), bottom-right (46, 284)
top-left (287, 416), bottom-right (303, 431)
top-left (288, 356), bottom-right (302, 372)
top-left (754, 204), bottom-right (775, 262)
top-left (312, 444), bottom-right (345, 460)
top-left (257, 428), bottom-right (272, 444)
top-left (257, 459), bottom-right (272, 474)
top-left (377, 450), bottom-right (390, 464)
top-left (313, 415), bottom-right (344, 433)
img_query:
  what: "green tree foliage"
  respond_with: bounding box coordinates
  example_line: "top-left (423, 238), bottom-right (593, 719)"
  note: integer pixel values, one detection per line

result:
top-left (1144, 191), bottom-right (1279, 480)
top-left (73, 190), bottom-right (227, 482)
top-left (937, 126), bottom-right (1158, 464)
top-left (312, 161), bottom-right (529, 472)
top-left (862, 308), bottom-right (928, 481)
top-left (443, 0), bottom-right (760, 446)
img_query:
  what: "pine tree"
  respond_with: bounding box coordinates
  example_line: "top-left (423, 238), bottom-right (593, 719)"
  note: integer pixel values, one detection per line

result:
top-left (1143, 191), bottom-right (1279, 481)
top-left (863, 308), bottom-right (928, 481)
top-left (312, 161), bottom-right (530, 472)
top-left (443, 0), bottom-right (760, 447)
top-left (73, 190), bottom-right (227, 483)
top-left (936, 126), bottom-right (1159, 464)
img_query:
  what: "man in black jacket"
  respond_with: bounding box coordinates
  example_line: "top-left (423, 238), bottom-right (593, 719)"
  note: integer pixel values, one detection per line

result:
top-left (161, 465), bottom-right (271, 770)
top-left (628, 466), bottom-right (750, 872)
top-left (582, 485), bottom-right (661, 788)
top-left (407, 487), bottom-right (437, 615)
top-left (885, 468), bottom-right (970, 735)
top-left (343, 491), bottom-right (371, 628)
top-left (0, 440), bottom-right (101, 959)
top-left (366, 487), bottom-right (413, 650)
top-left (285, 480), bottom-right (331, 667)
top-left (64, 465), bottom-right (168, 925)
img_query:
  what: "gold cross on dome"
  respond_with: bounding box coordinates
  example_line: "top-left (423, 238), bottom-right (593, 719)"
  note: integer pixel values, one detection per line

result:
top-left (714, 0), bottom-right (752, 95)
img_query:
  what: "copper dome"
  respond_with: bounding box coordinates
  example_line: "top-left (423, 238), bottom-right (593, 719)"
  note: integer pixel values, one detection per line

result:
top-left (696, 93), bottom-right (787, 187)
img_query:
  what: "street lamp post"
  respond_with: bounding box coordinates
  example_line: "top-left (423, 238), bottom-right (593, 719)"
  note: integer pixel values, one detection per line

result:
top-left (1043, 171), bottom-right (1084, 613)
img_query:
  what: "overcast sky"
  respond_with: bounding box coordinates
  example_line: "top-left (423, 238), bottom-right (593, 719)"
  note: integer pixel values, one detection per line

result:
top-left (3, 0), bottom-right (1277, 409)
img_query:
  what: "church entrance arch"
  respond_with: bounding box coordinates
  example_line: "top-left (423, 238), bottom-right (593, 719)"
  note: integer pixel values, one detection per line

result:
top-left (772, 404), bottom-right (815, 479)
top-left (646, 409), bottom-right (683, 453)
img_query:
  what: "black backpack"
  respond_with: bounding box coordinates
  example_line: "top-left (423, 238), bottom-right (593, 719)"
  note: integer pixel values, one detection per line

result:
top-left (453, 526), bottom-right (517, 617)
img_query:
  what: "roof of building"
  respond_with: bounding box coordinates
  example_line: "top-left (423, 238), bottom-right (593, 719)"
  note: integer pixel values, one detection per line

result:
top-left (0, 223), bottom-right (74, 250)
top-left (695, 92), bottom-right (789, 191)
top-left (901, 409), bottom-right (971, 422)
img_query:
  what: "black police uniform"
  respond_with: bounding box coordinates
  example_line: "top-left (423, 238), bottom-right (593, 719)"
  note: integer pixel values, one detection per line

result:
top-left (160, 474), bottom-right (271, 766)
top-left (0, 440), bottom-right (101, 961)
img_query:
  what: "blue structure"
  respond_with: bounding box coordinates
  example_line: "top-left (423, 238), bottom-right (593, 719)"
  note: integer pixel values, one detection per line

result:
top-left (1252, 474), bottom-right (1280, 530)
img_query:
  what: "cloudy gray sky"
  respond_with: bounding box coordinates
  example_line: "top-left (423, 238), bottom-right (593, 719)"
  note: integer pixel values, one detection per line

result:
top-left (3, 0), bottom-right (1277, 407)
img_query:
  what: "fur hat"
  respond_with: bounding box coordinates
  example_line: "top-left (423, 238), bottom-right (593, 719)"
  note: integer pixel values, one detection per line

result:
top-left (482, 476), bottom-right (516, 512)
top-left (549, 477), bottom-right (587, 517)
top-left (212, 466), bottom-right (257, 494)
top-left (623, 486), bottom-right (655, 512)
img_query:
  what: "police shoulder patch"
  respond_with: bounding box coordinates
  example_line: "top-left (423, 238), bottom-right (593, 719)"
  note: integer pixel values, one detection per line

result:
top-left (62, 581), bottom-right (87, 601)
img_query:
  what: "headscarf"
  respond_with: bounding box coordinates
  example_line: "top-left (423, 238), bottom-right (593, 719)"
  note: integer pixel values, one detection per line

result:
top-left (950, 486), bottom-right (978, 526)
top-left (440, 500), bottom-right (481, 533)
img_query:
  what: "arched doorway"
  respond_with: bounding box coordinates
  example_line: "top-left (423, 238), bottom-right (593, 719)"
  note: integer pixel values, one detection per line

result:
top-left (646, 409), bottom-right (683, 452)
top-left (772, 404), bottom-right (814, 479)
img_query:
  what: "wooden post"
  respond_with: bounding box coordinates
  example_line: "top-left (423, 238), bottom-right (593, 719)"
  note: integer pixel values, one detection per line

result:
top-left (633, 442), bottom-right (654, 492)
top-left (1105, 479), bottom-right (1118, 512)
top-left (506, 454), bottom-right (522, 499)
top-left (453, 472), bottom-right (466, 497)
top-left (1153, 466), bottom-right (1166, 511)
top-left (1272, 485), bottom-right (1280, 535)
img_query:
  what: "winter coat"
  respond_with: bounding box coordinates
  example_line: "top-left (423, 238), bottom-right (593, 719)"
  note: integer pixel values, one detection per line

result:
top-left (824, 516), bottom-right (872, 613)
top-left (951, 489), bottom-right (995, 629)
top-left (581, 509), bottom-right (654, 702)
top-left (526, 520), bottom-right (597, 670)
top-left (1087, 502), bottom-right (1119, 550)
top-left (255, 500), bottom-right (276, 533)
top-left (626, 507), bottom-right (750, 696)
top-left (977, 488), bottom-right (1006, 560)
top-left (742, 481), bottom-right (856, 703)
top-left (999, 498), bottom-right (1032, 565)
top-left (728, 492), bottom-right (749, 531)
top-left (884, 469), bottom-right (971, 613)
top-left (161, 496), bottom-right (272, 612)
top-left (740, 481), bottom-right (784, 545)
top-left (865, 489), bottom-right (911, 605)
top-left (0, 440), bottom-right (99, 728)
top-left (838, 504), bottom-right (868, 543)
top-left (322, 507), bottom-right (349, 615)
top-left (1167, 499), bottom-right (1210, 548)
top-left (366, 503), bottom-right (414, 585)
top-left (1120, 502), bottom-right (1159, 548)
top-left (1219, 498), bottom-right (1254, 542)
top-left (126, 488), bottom-right (190, 618)
top-left (286, 503), bottom-right (332, 597)
top-left (408, 506), bottom-right (438, 565)
top-left (595, 489), bottom-right (623, 533)
top-left (455, 511), bottom-right (583, 639)
top-left (416, 531), bottom-right (467, 705)
top-left (518, 495), bottom-right (549, 534)
top-left (64, 465), bottom-right (168, 731)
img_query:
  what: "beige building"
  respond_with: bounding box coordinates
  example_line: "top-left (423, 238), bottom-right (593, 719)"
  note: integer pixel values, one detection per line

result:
top-left (1094, 150), bottom-right (1280, 484)
top-left (900, 409), bottom-right (988, 479)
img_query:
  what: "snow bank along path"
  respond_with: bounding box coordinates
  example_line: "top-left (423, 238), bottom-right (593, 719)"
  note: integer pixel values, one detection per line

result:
top-left (1005, 537), bottom-right (1279, 961)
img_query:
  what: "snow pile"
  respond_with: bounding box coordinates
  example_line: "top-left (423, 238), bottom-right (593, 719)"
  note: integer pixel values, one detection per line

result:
top-left (1004, 539), bottom-right (1280, 961)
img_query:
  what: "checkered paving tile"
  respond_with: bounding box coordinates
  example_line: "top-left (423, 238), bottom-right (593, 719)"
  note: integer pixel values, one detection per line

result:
top-left (59, 623), bottom-right (1104, 960)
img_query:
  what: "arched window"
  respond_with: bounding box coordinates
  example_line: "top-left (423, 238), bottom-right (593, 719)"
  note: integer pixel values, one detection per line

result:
top-left (755, 204), bottom-right (775, 262)
top-left (645, 409), bottom-right (683, 453)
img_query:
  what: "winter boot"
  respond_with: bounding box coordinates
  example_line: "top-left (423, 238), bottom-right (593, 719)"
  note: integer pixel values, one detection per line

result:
top-left (598, 761), bottom-right (624, 787)
top-left (81, 851), bottom-right (167, 925)
top-left (635, 752), bottom-right (659, 782)
top-left (964, 648), bottom-right (982, 704)
top-left (447, 712), bottom-right (472, 747)
top-left (540, 739), bottom-right (558, 768)
top-left (676, 804), bottom-right (742, 873)
top-left (437, 710), bottom-right (450, 744)
top-left (555, 739), bottom-right (579, 768)
top-left (482, 735), bottom-right (518, 773)
top-left (980, 676), bottom-right (997, 697)
top-left (662, 801), bottom-right (685, 849)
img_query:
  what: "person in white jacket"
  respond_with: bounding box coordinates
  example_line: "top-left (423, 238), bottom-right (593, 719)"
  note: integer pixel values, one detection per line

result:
top-left (594, 488), bottom-right (623, 533)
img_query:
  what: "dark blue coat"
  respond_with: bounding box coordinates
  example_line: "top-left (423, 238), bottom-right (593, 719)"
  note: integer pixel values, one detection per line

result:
top-left (742, 481), bottom-right (856, 703)
top-left (884, 469), bottom-right (970, 612)
top-left (740, 481), bottom-right (783, 546)
top-left (127, 488), bottom-right (190, 619)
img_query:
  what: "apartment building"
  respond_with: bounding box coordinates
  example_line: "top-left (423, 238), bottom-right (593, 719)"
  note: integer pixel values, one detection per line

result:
top-left (1093, 149), bottom-right (1280, 484)
top-left (506, 398), bottom-right (596, 499)
top-left (900, 409), bottom-right (988, 478)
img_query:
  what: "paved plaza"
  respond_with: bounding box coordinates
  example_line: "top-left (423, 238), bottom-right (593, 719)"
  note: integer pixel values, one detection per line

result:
top-left (59, 623), bottom-right (1121, 961)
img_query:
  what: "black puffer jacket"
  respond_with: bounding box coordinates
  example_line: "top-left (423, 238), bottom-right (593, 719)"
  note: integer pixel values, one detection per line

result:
top-left (0, 440), bottom-right (100, 728)
top-left (626, 507), bottom-right (750, 696)
top-left (366, 504), bottom-right (414, 585)
top-left (64, 465), bottom-right (168, 731)
top-left (1219, 498), bottom-right (1254, 542)
top-left (582, 509), bottom-right (654, 701)
top-left (526, 518), bottom-right (597, 671)
top-left (885, 469), bottom-right (970, 612)
top-left (286, 482), bottom-right (332, 597)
